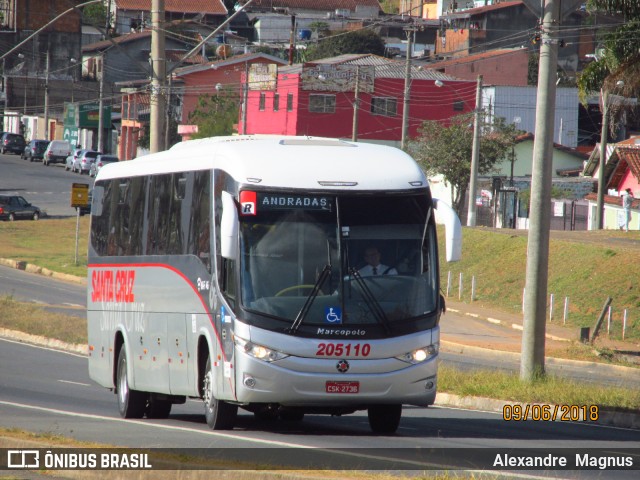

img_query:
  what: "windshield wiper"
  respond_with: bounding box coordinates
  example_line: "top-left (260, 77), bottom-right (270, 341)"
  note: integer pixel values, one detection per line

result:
top-left (348, 267), bottom-right (392, 335)
top-left (289, 264), bottom-right (332, 334)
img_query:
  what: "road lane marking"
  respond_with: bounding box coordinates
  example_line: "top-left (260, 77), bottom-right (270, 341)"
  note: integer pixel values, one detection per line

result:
top-left (58, 380), bottom-right (91, 387)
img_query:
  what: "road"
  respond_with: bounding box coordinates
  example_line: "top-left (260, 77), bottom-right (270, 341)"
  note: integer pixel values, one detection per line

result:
top-left (0, 337), bottom-right (638, 477)
top-left (0, 150), bottom-right (94, 217)
top-left (2, 263), bottom-right (639, 388)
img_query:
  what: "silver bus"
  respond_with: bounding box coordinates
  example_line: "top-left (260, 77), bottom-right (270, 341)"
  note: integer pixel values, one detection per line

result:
top-left (87, 135), bottom-right (461, 433)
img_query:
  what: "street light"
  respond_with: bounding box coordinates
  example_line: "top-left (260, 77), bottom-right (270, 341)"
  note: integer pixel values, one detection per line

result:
top-left (595, 80), bottom-right (624, 230)
top-left (436, 75), bottom-right (483, 227)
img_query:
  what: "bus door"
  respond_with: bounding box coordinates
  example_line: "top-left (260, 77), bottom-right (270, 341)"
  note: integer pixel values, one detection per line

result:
top-left (168, 313), bottom-right (190, 394)
top-left (213, 304), bottom-right (235, 398)
top-left (137, 313), bottom-right (169, 393)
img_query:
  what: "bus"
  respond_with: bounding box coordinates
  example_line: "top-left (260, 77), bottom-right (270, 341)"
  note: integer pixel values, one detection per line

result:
top-left (87, 135), bottom-right (461, 434)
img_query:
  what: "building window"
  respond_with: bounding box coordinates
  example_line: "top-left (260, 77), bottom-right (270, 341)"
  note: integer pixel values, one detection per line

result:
top-left (273, 93), bottom-right (279, 112)
top-left (287, 93), bottom-right (294, 111)
top-left (371, 97), bottom-right (397, 117)
top-left (309, 94), bottom-right (336, 113)
top-left (453, 101), bottom-right (464, 111)
top-left (259, 93), bottom-right (266, 111)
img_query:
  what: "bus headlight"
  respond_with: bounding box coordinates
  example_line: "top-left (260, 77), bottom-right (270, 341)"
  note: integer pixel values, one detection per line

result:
top-left (395, 343), bottom-right (438, 364)
top-left (235, 336), bottom-right (288, 362)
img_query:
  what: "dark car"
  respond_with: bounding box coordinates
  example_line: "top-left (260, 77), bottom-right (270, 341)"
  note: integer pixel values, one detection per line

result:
top-left (0, 133), bottom-right (27, 155)
top-left (89, 154), bottom-right (119, 177)
top-left (21, 139), bottom-right (50, 162)
top-left (0, 195), bottom-right (41, 221)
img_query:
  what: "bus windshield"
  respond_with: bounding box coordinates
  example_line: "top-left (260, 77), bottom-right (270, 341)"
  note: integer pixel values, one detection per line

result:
top-left (239, 192), bottom-right (438, 332)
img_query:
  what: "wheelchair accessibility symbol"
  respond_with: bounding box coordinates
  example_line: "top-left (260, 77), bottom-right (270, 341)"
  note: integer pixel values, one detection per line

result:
top-left (324, 307), bottom-right (342, 324)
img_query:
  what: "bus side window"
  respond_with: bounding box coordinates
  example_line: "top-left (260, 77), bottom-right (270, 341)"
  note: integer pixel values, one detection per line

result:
top-left (221, 258), bottom-right (236, 310)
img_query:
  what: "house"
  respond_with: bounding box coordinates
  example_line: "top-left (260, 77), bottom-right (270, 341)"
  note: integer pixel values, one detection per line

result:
top-left (238, 53), bottom-right (475, 144)
top-left (239, 0), bottom-right (382, 18)
top-left (109, 0), bottom-right (227, 35)
top-left (81, 30), bottom-right (204, 84)
top-left (173, 52), bottom-right (288, 132)
top-left (583, 137), bottom-right (640, 230)
top-left (1, 0), bottom-right (84, 135)
top-left (425, 48), bottom-right (529, 87)
top-left (483, 85), bottom-right (579, 148)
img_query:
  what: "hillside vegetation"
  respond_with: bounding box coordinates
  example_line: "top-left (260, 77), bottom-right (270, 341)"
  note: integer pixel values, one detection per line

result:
top-left (438, 227), bottom-right (640, 342)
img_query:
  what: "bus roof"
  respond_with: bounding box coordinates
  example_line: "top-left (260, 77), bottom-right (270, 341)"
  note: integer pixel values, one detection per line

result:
top-left (96, 135), bottom-right (428, 191)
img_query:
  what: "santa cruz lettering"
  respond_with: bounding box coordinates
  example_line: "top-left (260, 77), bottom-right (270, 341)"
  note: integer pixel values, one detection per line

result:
top-left (91, 269), bottom-right (136, 303)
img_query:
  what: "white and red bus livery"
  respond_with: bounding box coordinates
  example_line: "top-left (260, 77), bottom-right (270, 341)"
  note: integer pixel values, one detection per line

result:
top-left (87, 135), bottom-right (461, 433)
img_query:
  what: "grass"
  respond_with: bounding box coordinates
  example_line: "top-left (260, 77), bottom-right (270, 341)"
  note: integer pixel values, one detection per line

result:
top-left (0, 216), bottom-right (90, 277)
top-left (438, 227), bottom-right (640, 342)
top-left (438, 364), bottom-right (640, 411)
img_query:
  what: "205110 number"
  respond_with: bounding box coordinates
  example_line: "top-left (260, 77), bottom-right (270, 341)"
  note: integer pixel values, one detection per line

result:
top-left (316, 343), bottom-right (371, 357)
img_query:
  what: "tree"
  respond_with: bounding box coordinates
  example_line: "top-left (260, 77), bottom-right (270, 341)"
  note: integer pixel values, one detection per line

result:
top-left (188, 90), bottom-right (240, 139)
top-left (407, 114), bottom-right (519, 216)
top-left (578, 2), bottom-right (640, 105)
top-left (306, 29), bottom-right (385, 61)
top-left (82, 3), bottom-right (110, 29)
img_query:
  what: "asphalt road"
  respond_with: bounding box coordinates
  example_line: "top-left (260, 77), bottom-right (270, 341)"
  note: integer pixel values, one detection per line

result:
top-left (0, 337), bottom-right (638, 478)
top-left (0, 150), bottom-right (94, 217)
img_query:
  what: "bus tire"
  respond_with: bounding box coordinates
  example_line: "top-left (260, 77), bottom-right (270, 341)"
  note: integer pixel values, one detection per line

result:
top-left (203, 357), bottom-right (237, 430)
top-left (146, 397), bottom-right (172, 419)
top-left (117, 348), bottom-right (146, 419)
top-left (367, 404), bottom-right (402, 434)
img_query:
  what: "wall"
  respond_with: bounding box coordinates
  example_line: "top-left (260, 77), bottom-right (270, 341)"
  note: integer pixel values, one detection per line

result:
top-left (243, 72), bottom-right (476, 141)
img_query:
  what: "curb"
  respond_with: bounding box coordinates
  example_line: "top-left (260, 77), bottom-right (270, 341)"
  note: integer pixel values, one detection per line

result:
top-left (0, 258), bottom-right (86, 285)
top-left (440, 340), bottom-right (640, 376)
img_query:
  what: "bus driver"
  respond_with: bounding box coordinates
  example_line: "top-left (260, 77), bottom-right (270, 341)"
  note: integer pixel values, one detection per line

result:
top-left (359, 246), bottom-right (397, 276)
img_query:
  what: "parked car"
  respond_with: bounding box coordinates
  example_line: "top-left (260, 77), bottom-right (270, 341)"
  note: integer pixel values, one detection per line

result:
top-left (0, 133), bottom-right (26, 155)
top-left (0, 195), bottom-right (41, 221)
top-left (43, 140), bottom-right (72, 166)
top-left (89, 154), bottom-right (119, 177)
top-left (21, 139), bottom-right (50, 162)
top-left (72, 150), bottom-right (101, 174)
top-left (65, 148), bottom-right (84, 171)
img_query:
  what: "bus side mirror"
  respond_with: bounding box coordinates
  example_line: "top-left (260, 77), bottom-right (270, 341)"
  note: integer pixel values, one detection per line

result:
top-left (221, 191), bottom-right (238, 259)
top-left (432, 198), bottom-right (462, 262)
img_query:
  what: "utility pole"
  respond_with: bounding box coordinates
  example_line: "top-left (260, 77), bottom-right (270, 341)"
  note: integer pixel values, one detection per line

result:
top-left (44, 48), bottom-right (50, 140)
top-left (521, 0), bottom-right (560, 381)
top-left (288, 15), bottom-right (296, 66)
top-left (97, 57), bottom-right (105, 152)
top-left (466, 74), bottom-right (483, 227)
top-left (596, 89), bottom-right (609, 230)
top-left (242, 61), bottom-right (249, 134)
top-left (352, 66), bottom-right (360, 142)
top-left (400, 27), bottom-right (414, 150)
top-left (150, 0), bottom-right (166, 153)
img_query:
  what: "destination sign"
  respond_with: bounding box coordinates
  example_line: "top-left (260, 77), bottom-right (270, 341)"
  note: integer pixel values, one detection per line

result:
top-left (258, 193), bottom-right (332, 212)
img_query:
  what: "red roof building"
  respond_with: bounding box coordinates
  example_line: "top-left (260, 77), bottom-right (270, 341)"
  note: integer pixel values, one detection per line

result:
top-left (239, 54), bottom-right (476, 143)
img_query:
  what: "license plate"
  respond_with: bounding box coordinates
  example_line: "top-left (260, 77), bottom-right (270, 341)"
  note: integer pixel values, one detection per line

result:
top-left (326, 381), bottom-right (359, 394)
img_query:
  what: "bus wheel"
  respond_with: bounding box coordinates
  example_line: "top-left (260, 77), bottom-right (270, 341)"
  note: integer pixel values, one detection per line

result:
top-left (367, 405), bottom-right (402, 434)
top-left (146, 397), bottom-right (172, 419)
top-left (116, 348), bottom-right (146, 419)
top-left (203, 357), bottom-right (237, 430)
